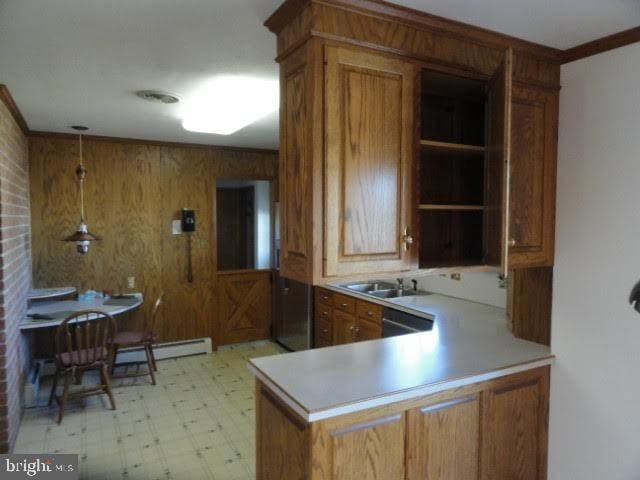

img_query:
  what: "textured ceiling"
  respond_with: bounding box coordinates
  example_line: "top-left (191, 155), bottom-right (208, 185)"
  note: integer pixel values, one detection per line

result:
top-left (0, 0), bottom-right (638, 149)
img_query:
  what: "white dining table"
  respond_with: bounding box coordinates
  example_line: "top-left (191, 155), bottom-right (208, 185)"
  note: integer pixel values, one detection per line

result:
top-left (27, 287), bottom-right (77, 302)
top-left (20, 293), bottom-right (143, 330)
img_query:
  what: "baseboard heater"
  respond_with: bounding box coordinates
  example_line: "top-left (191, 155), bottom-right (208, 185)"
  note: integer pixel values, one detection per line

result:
top-left (24, 337), bottom-right (212, 408)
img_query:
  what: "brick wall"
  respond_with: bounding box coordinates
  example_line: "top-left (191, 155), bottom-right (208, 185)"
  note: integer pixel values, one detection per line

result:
top-left (0, 94), bottom-right (32, 452)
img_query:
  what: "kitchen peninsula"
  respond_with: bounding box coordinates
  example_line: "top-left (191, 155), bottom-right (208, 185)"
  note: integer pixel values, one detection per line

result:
top-left (249, 287), bottom-right (552, 479)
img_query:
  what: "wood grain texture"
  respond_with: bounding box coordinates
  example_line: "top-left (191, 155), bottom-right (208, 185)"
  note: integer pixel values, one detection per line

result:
top-left (407, 394), bottom-right (480, 479)
top-left (483, 50), bottom-right (512, 274)
top-left (480, 367), bottom-right (549, 480)
top-left (278, 43), bottom-right (325, 284)
top-left (256, 381), bottom-right (310, 480)
top-left (563, 26), bottom-right (640, 64)
top-left (330, 413), bottom-right (405, 479)
top-left (509, 84), bottom-right (558, 268)
top-left (0, 85), bottom-right (29, 134)
top-left (509, 267), bottom-right (552, 346)
top-left (29, 136), bottom-right (277, 346)
top-left (325, 45), bottom-right (415, 276)
top-left (217, 270), bottom-right (272, 345)
top-left (266, 0), bottom-right (561, 88)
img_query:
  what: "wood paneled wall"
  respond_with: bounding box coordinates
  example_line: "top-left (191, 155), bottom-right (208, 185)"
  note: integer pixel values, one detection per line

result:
top-left (29, 135), bottom-right (277, 345)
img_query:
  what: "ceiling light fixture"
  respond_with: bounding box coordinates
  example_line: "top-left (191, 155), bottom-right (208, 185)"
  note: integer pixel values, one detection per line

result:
top-left (64, 126), bottom-right (101, 254)
top-left (181, 76), bottom-right (279, 135)
top-left (136, 90), bottom-right (180, 104)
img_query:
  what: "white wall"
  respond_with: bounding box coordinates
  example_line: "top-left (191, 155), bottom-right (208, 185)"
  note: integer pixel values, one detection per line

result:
top-left (253, 180), bottom-right (271, 269)
top-left (550, 43), bottom-right (640, 480)
top-left (414, 271), bottom-right (506, 308)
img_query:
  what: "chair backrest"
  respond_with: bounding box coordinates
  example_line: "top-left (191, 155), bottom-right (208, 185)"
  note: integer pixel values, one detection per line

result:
top-left (54, 310), bottom-right (116, 368)
top-left (144, 292), bottom-right (164, 334)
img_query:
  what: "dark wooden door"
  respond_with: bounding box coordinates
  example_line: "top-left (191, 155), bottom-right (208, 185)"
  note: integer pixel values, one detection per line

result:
top-left (484, 49), bottom-right (513, 276)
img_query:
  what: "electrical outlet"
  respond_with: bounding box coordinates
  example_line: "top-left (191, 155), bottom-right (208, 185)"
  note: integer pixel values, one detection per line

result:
top-left (450, 273), bottom-right (461, 281)
top-left (127, 276), bottom-right (135, 289)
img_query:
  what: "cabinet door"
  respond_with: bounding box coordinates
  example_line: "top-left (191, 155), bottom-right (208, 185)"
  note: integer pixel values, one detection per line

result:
top-left (407, 394), bottom-right (480, 480)
top-left (484, 49), bottom-right (513, 276)
top-left (508, 85), bottom-right (558, 268)
top-left (327, 413), bottom-right (406, 480)
top-left (480, 369), bottom-right (549, 480)
top-left (333, 310), bottom-right (356, 345)
top-left (325, 45), bottom-right (416, 277)
top-left (279, 44), bottom-right (318, 284)
top-left (355, 317), bottom-right (382, 342)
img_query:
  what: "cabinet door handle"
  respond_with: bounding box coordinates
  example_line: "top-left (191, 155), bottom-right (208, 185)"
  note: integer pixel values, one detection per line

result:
top-left (508, 238), bottom-right (516, 247)
top-left (341, 303), bottom-right (348, 307)
top-left (349, 325), bottom-right (355, 331)
top-left (322, 329), bottom-right (329, 334)
top-left (402, 226), bottom-right (414, 251)
top-left (367, 311), bottom-right (374, 316)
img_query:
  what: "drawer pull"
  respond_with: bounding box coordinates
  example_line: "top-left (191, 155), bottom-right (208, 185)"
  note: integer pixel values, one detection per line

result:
top-left (322, 329), bottom-right (329, 334)
top-left (341, 303), bottom-right (348, 307)
top-left (367, 311), bottom-right (373, 316)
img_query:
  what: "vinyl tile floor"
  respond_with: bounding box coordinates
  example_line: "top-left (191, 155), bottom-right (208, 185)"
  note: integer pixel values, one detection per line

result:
top-left (13, 341), bottom-right (286, 479)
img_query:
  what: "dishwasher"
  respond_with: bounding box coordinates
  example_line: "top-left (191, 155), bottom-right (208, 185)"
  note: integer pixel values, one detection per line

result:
top-left (382, 307), bottom-right (434, 337)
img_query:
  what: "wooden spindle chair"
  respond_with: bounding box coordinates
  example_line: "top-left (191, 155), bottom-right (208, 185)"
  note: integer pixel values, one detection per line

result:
top-left (49, 310), bottom-right (117, 424)
top-left (110, 293), bottom-right (163, 385)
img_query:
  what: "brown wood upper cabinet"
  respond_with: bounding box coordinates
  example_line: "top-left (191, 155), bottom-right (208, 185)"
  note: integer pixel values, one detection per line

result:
top-left (325, 46), bottom-right (415, 277)
top-left (508, 84), bottom-right (558, 268)
top-left (268, 0), bottom-right (560, 283)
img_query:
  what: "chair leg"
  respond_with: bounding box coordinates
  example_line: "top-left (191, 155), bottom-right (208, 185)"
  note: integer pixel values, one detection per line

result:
top-left (148, 343), bottom-right (158, 372)
top-left (101, 365), bottom-right (116, 410)
top-left (144, 344), bottom-right (156, 385)
top-left (57, 373), bottom-right (71, 425)
top-left (48, 370), bottom-right (59, 406)
top-left (110, 345), bottom-right (119, 375)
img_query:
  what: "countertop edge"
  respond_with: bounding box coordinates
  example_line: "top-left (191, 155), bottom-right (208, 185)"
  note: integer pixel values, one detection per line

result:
top-left (249, 355), bottom-right (554, 423)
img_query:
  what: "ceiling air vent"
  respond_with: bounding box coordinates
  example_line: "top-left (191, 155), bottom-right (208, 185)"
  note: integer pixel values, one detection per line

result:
top-left (135, 90), bottom-right (180, 104)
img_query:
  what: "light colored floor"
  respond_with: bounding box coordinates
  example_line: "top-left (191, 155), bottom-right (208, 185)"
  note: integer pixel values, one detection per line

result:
top-left (14, 341), bottom-right (285, 479)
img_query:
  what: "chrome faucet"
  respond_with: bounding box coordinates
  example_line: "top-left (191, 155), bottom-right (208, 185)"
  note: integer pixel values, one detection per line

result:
top-left (396, 278), bottom-right (404, 292)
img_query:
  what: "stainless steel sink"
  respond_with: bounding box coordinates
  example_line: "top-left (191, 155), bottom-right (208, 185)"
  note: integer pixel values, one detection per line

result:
top-left (344, 281), bottom-right (396, 293)
top-left (367, 289), bottom-right (419, 299)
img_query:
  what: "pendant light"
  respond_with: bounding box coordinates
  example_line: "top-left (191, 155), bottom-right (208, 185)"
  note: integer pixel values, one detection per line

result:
top-left (64, 126), bottom-right (101, 254)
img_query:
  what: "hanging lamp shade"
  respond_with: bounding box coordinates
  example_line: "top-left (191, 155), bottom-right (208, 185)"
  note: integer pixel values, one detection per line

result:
top-left (64, 127), bottom-right (101, 254)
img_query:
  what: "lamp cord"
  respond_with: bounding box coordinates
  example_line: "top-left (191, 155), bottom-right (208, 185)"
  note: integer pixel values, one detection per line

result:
top-left (79, 134), bottom-right (85, 222)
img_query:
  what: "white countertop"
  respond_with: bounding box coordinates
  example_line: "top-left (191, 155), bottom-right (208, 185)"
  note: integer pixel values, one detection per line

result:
top-left (20, 294), bottom-right (143, 330)
top-left (27, 287), bottom-right (77, 301)
top-left (249, 287), bottom-right (553, 422)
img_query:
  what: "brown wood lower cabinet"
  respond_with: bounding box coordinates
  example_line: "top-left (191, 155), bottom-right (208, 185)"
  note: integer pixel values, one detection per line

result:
top-left (314, 287), bottom-right (383, 348)
top-left (256, 366), bottom-right (549, 480)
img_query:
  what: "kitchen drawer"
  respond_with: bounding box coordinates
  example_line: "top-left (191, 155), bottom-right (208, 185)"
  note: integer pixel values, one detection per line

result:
top-left (356, 300), bottom-right (383, 323)
top-left (333, 293), bottom-right (356, 314)
top-left (315, 302), bottom-right (333, 321)
top-left (315, 287), bottom-right (334, 304)
top-left (314, 312), bottom-right (333, 348)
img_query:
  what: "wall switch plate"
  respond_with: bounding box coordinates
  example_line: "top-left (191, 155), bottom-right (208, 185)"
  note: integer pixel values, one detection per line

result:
top-left (127, 276), bottom-right (135, 289)
top-left (172, 219), bottom-right (182, 235)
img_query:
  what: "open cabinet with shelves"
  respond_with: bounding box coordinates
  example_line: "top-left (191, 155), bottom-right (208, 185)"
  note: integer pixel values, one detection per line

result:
top-left (418, 70), bottom-right (489, 268)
